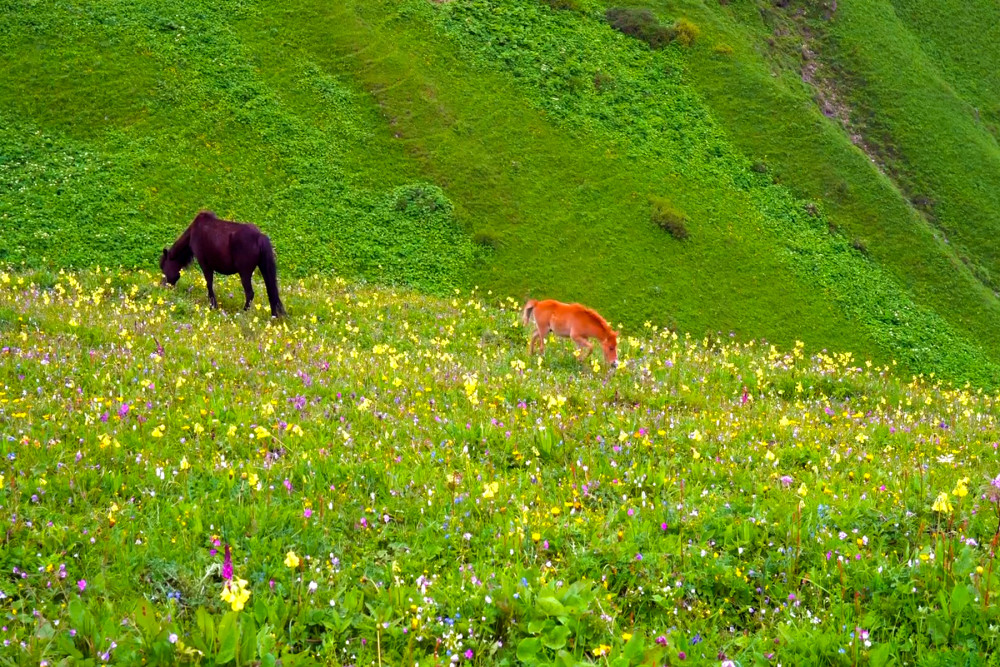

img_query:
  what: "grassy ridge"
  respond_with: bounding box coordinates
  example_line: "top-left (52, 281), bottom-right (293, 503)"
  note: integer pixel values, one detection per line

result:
top-left (640, 0), bottom-right (1000, 367)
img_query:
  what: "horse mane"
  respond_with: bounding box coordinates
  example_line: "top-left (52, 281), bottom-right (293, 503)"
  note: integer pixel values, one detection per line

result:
top-left (166, 225), bottom-right (195, 269)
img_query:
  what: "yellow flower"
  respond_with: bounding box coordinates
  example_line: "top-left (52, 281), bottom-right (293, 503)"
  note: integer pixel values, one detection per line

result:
top-left (220, 578), bottom-right (251, 612)
top-left (952, 477), bottom-right (969, 498)
top-left (284, 551), bottom-right (300, 568)
top-left (797, 483), bottom-right (808, 497)
top-left (151, 425), bottom-right (164, 438)
top-left (531, 532), bottom-right (541, 542)
top-left (483, 482), bottom-right (499, 500)
top-left (179, 457), bottom-right (190, 471)
top-left (593, 644), bottom-right (612, 657)
top-left (248, 472), bottom-right (259, 486)
top-left (932, 492), bottom-right (953, 514)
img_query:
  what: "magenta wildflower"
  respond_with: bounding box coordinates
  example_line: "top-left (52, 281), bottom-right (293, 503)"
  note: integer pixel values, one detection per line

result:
top-left (303, 508), bottom-right (313, 519)
top-left (222, 545), bottom-right (233, 581)
top-left (77, 580), bottom-right (86, 592)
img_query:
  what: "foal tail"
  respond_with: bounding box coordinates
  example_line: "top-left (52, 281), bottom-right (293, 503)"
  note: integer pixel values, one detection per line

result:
top-left (521, 299), bottom-right (537, 326)
top-left (258, 235), bottom-right (286, 318)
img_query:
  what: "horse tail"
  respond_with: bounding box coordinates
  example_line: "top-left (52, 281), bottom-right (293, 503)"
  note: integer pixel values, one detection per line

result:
top-left (258, 235), bottom-right (286, 318)
top-left (521, 299), bottom-right (537, 326)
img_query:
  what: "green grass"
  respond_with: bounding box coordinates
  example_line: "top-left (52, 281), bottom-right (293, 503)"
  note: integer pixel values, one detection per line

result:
top-left (4, 0), bottom-right (1000, 385)
top-left (4, 268), bottom-right (1000, 664)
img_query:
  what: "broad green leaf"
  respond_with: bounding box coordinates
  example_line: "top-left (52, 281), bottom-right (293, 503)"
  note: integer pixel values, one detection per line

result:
top-left (133, 600), bottom-right (159, 640)
top-left (517, 637), bottom-right (542, 662)
top-left (543, 624), bottom-right (572, 650)
top-left (216, 611), bottom-right (239, 664)
top-left (536, 596), bottom-right (567, 617)
top-left (239, 614), bottom-right (257, 664)
top-left (623, 632), bottom-right (644, 663)
top-left (951, 583), bottom-right (972, 615)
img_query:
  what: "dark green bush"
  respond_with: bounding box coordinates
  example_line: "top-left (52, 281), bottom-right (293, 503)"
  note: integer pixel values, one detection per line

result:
top-left (650, 197), bottom-right (689, 240)
top-left (605, 8), bottom-right (675, 49)
top-left (472, 230), bottom-right (502, 251)
top-left (541, 0), bottom-right (582, 10)
top-left (593, 70), bottom-right (616, 92)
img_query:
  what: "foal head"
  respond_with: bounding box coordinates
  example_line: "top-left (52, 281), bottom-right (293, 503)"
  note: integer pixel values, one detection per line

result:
top-left (602, 331), bottom-right (619, 367)
top-left (160, 248), bottom-right (183, 286)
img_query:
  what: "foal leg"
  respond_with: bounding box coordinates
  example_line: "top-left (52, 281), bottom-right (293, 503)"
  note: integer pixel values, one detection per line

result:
top-left (571, 332), bottom-right (594, 361)
top-left (202, 268), bottom-right (217, 309)
top-left (240, 271), bottom-right (255, 311)
top-left (534, 325), bottom-right (548, 354)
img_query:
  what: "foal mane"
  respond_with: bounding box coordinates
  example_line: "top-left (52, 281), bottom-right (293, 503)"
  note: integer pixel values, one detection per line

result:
top-left (578, 304), bottom-right (614, 337)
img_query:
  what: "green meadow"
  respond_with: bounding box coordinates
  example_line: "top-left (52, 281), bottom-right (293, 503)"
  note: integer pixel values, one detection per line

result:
top-left (6, 0), bottom-right (1000, 664)
top-left (3, 268), bottom-right (1000, 665)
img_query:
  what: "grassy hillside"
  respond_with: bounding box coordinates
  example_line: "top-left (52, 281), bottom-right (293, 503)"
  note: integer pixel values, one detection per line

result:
top-left (3, 269), bottom-right (1000, 664)
top-left (3, 0), bottom-right (1000, 384)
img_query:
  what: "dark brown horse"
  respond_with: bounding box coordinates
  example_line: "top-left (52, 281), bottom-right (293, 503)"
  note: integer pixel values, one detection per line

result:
top-left (160, 211), bottom-right (286, 317)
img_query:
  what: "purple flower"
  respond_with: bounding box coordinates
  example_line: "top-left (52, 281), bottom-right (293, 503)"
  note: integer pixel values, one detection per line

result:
top-left (77, 580), bottom-right (87, 592)
top-left (655, 635), bottom-right (668, 646)
top-left (222, 545), bottom-right (233, 581)
top-left (464, 649), bottom-right (474, 660)
top-left (303, 508), bottom-right (313, 519)
top-left (678, 651), bottom-right (686, 660)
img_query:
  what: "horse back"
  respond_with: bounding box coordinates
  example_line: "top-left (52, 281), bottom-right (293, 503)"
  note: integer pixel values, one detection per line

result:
top-left (535, 300), bottom-right (611, 339)
top-left (189, 212), bottom-right (263, 274)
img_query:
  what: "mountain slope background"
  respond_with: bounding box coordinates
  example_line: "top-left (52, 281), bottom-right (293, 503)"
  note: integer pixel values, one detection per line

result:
top-left (3, 0), bottom-right (1000, 383)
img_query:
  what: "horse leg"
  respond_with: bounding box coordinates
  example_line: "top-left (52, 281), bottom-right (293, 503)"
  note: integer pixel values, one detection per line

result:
top-left (534, 325), bottom-right (548, 354)
top-left (529, 329), bottom-right (544, 355)
top-left (240, 271), bottom-right (255, 311)
top-left (571, 333), bottom-right (593, 361)
top-left (202, 268), bottom-right (217, 309)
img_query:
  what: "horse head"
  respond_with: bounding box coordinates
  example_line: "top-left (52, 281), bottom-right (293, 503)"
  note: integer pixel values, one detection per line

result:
top-left (160, 248), bottom-right (181, 286)
top-left (603, 331), bottom-right (619, 367)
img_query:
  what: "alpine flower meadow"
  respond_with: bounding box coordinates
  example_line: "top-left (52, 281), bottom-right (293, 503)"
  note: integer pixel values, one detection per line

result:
top-left (2, 268), bottom-right (1000, 664)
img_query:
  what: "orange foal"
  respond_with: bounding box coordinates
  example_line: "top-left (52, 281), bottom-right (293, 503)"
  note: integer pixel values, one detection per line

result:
top-left (521, 299), bottom-right (619, 367)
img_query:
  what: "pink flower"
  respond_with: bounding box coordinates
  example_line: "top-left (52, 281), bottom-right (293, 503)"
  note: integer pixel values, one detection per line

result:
top-left (77, 580), bottom-right (87, 592)
top-left (222, 545), bottom-right (233, 581)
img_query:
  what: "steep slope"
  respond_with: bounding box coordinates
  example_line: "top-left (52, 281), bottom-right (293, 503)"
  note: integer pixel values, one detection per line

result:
top-left (3, 0), bottom-right (1000, 384)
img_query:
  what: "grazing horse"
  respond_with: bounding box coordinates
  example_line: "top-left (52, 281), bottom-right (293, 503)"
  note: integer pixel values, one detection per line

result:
top-left (160, 211), bottom-right (286, 317)
top-left (522, 299), bottom-right (618, 367)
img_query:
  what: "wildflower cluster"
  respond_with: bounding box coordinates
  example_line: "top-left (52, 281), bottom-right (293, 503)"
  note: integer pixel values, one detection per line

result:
top-left (2, 268), bottom-right (1000, 664)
